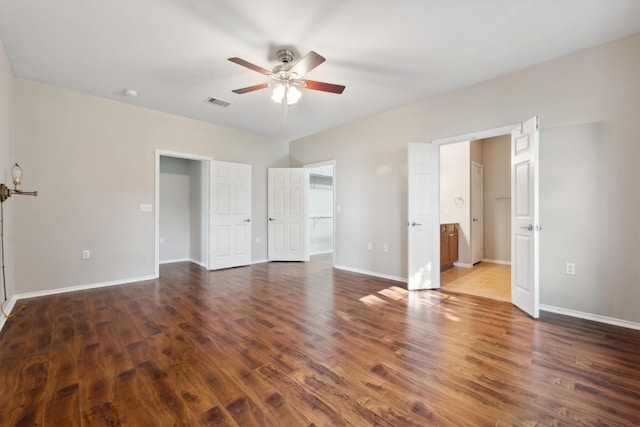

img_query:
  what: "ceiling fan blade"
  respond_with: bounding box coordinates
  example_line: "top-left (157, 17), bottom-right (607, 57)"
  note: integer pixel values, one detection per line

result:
top-left (302, 80), bottom-right (345, 94)
top-left (232, 83), bottom-right (269, 94)
top-left (228, 57), bottom-right (272, 75)
top-left (289, 51), bottom-right (326, 77)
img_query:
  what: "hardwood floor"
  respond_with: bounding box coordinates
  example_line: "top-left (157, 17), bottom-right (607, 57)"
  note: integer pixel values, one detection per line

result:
top-left (441, 262), bottom-right (511, 302)
top-left (0, 258), bottom-right (638, 426)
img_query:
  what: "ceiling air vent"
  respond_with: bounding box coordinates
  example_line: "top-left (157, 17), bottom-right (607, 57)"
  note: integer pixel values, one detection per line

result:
top-left (204, 97), bottom-right (231, 108)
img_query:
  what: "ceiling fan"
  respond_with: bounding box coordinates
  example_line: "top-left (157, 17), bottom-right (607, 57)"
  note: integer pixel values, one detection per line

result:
top-left (228, 49), bottom-right (345, 106)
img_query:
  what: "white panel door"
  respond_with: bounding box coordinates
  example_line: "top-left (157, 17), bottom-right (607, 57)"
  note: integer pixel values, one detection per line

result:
top-left (209, 161), bottom-right (252, 270)
top-left (511, 116), bottom-right (540, 318)
top-left (471, 162), bottom-right (484, 264)
top-left (268, 168), bottom-right (309, 261)
top-left (407, 143), bottom-right (440, 290)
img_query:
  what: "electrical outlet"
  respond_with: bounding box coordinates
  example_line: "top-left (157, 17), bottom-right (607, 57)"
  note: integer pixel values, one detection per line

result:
top-left (367, 243), bottom-right (372, 250)
top-left (82, 250), bottom-right (90, 259)
top-left (383, 244), bottom-right (388, 252)
top-left (566, 262), bottom-right (575, 275)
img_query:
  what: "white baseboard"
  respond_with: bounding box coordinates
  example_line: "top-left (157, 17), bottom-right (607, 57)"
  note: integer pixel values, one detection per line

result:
top-left (15, 275), bottom-right (157, 301)
top-left (189, 258), bottom-right (207, 268)
top-left (250, 259), bottom-right (268, 265)
top-left (482, 258), bottom-right (511, 265)
top-left (540, 304), bottom-right (640, 331)
top-left (334, 264), bottom-right (406, 283)
top-left (453, 261), bottom-right (473, 268)
top-left (310, 250), bottom-right (333, 256)
top-left (159, 258), bottom-right (190, 264)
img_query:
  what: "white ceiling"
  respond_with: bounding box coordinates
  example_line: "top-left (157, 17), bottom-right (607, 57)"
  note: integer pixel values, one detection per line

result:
top-left (0, 0), bottom-right (638, 141)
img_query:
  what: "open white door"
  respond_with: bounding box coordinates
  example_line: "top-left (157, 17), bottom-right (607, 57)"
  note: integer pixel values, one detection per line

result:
top-left (511, 116), bottom-right (540, 318)
top-left (209, 161), bottom-right (252, 270)
top-left (268, 168), bottom-right (309, 261)
top-left (407, 143), bottom-right (440, 290)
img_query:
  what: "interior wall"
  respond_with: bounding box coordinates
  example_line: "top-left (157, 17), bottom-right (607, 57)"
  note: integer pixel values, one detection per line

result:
top-left (289, 34), bottom-right (640, 324)
top-left (0, 40), bottom-right (15, 304)
top-left (482, 135), bottom-right (511, 262)
top-left (14, 80), bottom-right (289, 294)
top-left (439, 141), bottom-right (471, 264)
top-left (159, 156), bottom-right (191, 263)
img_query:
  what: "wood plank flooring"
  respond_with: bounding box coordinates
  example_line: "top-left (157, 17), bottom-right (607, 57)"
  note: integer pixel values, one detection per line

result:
top-left (441, 262), bottom-right (511, 302)
top-left (0, 257), bottom-right (638, 426)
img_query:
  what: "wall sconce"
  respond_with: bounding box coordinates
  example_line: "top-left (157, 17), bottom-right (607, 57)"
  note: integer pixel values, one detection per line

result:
top-left (0, 163), bottom-right (38, 203)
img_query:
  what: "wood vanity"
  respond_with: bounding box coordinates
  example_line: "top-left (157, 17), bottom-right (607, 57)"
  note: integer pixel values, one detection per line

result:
top-left (440, 223), bottom-right (459, 271)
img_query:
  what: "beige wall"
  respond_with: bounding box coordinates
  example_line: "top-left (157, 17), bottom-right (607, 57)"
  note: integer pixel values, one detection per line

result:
top-left (440, 141), bottom-right (471, 264)
top-left (482, 135), bottom-right (510, 262)
top-left (290, 34), bottom-right (640, 324)
top-left (0, 40), bottom-right (15, 304)
top-left (14, 80), bottom-right (289, 293)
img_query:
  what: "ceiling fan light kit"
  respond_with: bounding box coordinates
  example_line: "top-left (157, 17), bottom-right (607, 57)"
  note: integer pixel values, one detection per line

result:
top-left (271, 84), bottom-right (301, 105)
top-left (229, 49), bottom-right (345, 119)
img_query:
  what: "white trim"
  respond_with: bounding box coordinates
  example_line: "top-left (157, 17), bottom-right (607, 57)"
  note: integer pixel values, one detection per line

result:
top-left (156, 150), bottom-right (212, 277)
top-left (310, 250), bottom-right (333, 255)
top-left (251, 259), bottom-right (269, 265)
top-left (334, 264), bottom-right (406, 283)
top-left (432, 124), bottom-right (519, 146)
top-left (189, 258), bottom-right (207, 268)
top-left (0, 295), bottom-right (18, 332)
top-left (453, 261), bottom-right (473, 268)
top-left (159, 258), bottom-right (191, 264)
top-left (482, 258), bottom-right (511, 265)
top-left (540, 304), bottom-right (640, 331)
top-left (15, 275), bottom-right (156, 300)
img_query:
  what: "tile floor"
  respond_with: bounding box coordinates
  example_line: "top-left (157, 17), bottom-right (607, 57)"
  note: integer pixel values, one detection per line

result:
top-left (440, 262), bottom-right (511, 301)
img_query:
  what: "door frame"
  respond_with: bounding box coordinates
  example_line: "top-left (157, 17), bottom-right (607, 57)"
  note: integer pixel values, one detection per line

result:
top-left (155, 149), bottom-right (211, 277)
top-left (470, 160), bottom-right (484, 264)
top-left (304, 160), bottom-right (336, 267)
top-left (429, 121), bottom-right (539, 313)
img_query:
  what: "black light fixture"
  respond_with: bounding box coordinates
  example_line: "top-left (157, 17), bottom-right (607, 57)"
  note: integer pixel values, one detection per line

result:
top-left (0, 163), bottom-right (38, 202)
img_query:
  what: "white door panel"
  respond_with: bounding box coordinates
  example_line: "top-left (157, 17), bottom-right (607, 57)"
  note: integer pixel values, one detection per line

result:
top-left (511, 116), bottom-right (539, 318)
top-left (268, 168), bottom-right (309, 261)
top-left (210, 161), bottom-right (252, 270)
top-left (408, 143), bottom-right (440, 290)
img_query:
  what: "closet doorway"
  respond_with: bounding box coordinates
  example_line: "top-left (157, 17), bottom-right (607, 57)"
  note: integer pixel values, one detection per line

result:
top-left (155, 151), bottom-right (210, 277)
top-left (305, 161), bottom-right (335, 267)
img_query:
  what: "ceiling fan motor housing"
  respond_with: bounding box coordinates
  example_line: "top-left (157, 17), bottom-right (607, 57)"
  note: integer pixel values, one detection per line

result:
top-left (276, 49), bottom-right (294, 64)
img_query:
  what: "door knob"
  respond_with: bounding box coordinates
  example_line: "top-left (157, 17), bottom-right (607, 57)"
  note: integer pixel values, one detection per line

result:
top-left (472, 218), bottom-right (479, 222)
top-left (244, 218), bottom-right (251, 223)
top-left (410, 222), bottom-right (422, 226)
top-left (268, 217), bottom-right (275, 221)
top-left (520, 224), bottom-right (533, 231)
